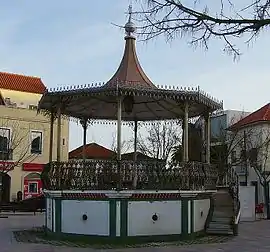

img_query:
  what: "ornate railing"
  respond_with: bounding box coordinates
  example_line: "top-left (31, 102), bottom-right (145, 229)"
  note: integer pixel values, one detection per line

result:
top-left (41, 160), bottom-right (218, 191)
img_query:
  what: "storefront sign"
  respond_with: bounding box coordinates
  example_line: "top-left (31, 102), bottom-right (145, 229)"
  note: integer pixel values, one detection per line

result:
top-left (22, 163), bottom-right (44, 172)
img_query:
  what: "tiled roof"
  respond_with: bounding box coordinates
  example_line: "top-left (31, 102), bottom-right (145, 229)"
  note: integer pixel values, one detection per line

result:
top-left (0, 72), bottom-right (46, 94)
top-left (69, 143), bottom-right (116, 160)
top-left (230, 103), bottom-right (270, 129)
top-left (121, 152), bottom-right (156, 160)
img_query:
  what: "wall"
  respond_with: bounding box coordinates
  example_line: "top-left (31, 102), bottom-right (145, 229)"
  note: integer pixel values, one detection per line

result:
top-left (239, 186), bottom-right (256, 221)
top-left (45, 191), bottom-right (213, 239)
top-left (0, 89), bottom-right (41, 109)
top-left (233, 123), bottom-right (270, 177)
top-left (210, 110), bottom-right (250, 140)
top-left (0, 105), bottom-right (69, 200)
top-left (193, 199), bottom-right (210, 232)
top-left (127, 201), bottom-right (182, 236)
top-left (225, 110), bottom-right (250, 127)
top-left (211, 114), bottom-right (227, 139)
top-left (46, 198), bottom-right (54, 231)
top-left (61, 200), bottom-right (110, 236)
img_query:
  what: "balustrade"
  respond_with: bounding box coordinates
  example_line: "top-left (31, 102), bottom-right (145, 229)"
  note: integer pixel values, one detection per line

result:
top-left (41, 160), bottom-right (219, 191)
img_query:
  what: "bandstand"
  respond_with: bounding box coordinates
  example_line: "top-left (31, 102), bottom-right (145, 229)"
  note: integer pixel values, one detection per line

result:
top-left (38, 8), bottom-right (232, 242)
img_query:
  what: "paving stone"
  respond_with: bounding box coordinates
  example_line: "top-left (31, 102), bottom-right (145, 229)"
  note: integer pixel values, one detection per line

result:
top-left (0, 214), bottom-right (270, 251)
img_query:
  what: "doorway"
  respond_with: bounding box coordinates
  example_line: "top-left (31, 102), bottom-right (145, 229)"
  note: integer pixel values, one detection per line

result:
top-left (0, 173), bottom-right (11, 203)
top-left (250, 181), bottom-right (258, 205)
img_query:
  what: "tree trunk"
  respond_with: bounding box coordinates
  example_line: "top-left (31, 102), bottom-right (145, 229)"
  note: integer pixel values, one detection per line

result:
top-left (263, 181), bottom-right (270, 219)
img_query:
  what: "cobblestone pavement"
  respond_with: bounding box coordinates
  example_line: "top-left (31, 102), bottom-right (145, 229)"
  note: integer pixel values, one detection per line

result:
top-left (1, 213), bottom-right (270, 251)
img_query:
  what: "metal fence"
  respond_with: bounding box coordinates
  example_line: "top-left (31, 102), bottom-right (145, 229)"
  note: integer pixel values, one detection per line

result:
top-left (41, 160), bottom-right (218, 191)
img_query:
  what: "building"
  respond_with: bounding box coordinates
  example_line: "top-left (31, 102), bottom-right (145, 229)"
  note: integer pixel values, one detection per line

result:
top-left (228, 103), bottom-right (270, 204)
top-left (0, 72), bottom-right (69, 202)
top-left (69, 143), bottom-right (115, 160)
top-left (210, 110), bottom-right (251, 141)
top-left (69, 142), bottom-right (155, 161)
top-left (194, 110), bottom-right (250, 162)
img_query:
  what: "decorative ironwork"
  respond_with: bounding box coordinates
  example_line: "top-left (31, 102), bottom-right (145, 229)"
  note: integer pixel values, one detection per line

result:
top-left (41, 160), bottom-right (218, 191)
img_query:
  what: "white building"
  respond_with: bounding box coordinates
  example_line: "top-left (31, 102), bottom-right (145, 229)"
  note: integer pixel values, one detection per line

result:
top-left (229, 103), bottom-right (270, 204)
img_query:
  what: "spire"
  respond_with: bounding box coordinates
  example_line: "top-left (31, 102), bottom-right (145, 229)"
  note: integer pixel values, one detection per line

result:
top-left (104, 5), bottom-right (157, 90)
top-left (124, 5), bottom-right (136, 37)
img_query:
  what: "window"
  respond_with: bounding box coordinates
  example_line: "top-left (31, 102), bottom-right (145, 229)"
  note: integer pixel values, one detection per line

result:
top-left (31, 131), bottom-right (42, 154)
top-left (240, 150), bottom-right (246, 161)
top-left (28, 182), bottom-right (38, 193)
top-left (249, 148), bottom-right (258, 167)
top-left (0, 128), bottom-right (12, 160)
top-left (231, 151), bottom-right (237, 163)
top-left (0, 128), bottom-right (10, 152)
top-left (62, 138), bottom-right (65, 146)
top-left (29, 105), bottom-right (37, 110)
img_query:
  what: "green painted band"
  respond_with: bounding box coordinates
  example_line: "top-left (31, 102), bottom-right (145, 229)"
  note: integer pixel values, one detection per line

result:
top-left (190, 200), bottom-right (194, 233)
top-left (109, 200), bottom-right (116, 237)
top-left (45, 198), bottom-right (47, 229)
top-left (52, 199), bottom-right (54, 232)
top-left (55, 199), bottom-right (62, 233)
top-left (181, 199), bottom-right (189, 235)
top-left (120, 200), bottom-right (128, 237)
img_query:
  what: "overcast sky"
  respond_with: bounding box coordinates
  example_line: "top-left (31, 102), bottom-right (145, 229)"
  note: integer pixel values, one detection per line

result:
top-left (0, 1), bottom-right (269, 151)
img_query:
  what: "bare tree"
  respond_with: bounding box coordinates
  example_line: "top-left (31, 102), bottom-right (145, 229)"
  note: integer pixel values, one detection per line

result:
top-left (138, 0), bottom-right (270, 58)
top-left (171, 121), bottom-right (203, 164)
top-left (111, 132), bottom-right (132, 155)
top-left (137, 121), bottom-right (181, 161)
top-left (0, 119), bottom-right (38, 202)
top-left (245, 127), bottom-right (270, 219)
top-left (170, 113), bottom-right (251, 167)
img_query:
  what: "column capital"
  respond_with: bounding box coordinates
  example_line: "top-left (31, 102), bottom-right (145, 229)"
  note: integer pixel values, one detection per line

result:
top-left (80, 118), bottom-right (90, 129)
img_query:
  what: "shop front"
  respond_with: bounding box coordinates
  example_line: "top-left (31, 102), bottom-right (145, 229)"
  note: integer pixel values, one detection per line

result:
top-left (22, 163), bottom-right (44, 199)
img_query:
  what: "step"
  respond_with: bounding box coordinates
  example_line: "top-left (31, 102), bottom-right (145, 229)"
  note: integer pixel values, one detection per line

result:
top-left (212, 213), bottom-right (233, 218)
top-left (206, 228), bottom-right (233, 235)
top-left (213, 193), bottom-right (232, 198)
top-left (213, 206), bottom-right (234, 211)
top-left (213, 195), bottom-right (233, 200)
top-left (214, 198), bottom-right (233, 202)
top-left (211, 217), bottom-right (232, 223)
top-left (214, 192), bottom-right (232, 195)
top-left (209, 222), bottom-right (231, 229)
top-left (214, 203), bottom-right (234, 207)
top-left (211, 215), bottom-right (233, 222)
top-left (213, 197), bottom-right (233, 202)
top-left (213, 210), bottom-right (234, 215)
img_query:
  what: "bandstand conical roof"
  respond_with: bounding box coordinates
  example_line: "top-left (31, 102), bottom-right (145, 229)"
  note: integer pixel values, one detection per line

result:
top-left (104, 35), bottom-right (156, 90)
top-left (104, 6), bottom-right (156, 90)
top-left (38, 9), bottom-right (223, 121)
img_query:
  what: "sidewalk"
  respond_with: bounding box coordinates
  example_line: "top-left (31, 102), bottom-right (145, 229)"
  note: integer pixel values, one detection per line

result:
top-left (1, 215), bottom-right (270, 251)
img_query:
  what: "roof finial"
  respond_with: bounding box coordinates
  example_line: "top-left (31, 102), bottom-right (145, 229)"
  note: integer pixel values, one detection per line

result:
top-left (124, 4), bottom-right (136, 37)
top-left (128, 4), bottom-right (132, 22)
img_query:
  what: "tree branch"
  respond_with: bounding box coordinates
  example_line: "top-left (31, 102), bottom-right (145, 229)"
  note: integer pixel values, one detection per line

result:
top-left (138, 0), bottom-right (270, 58)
